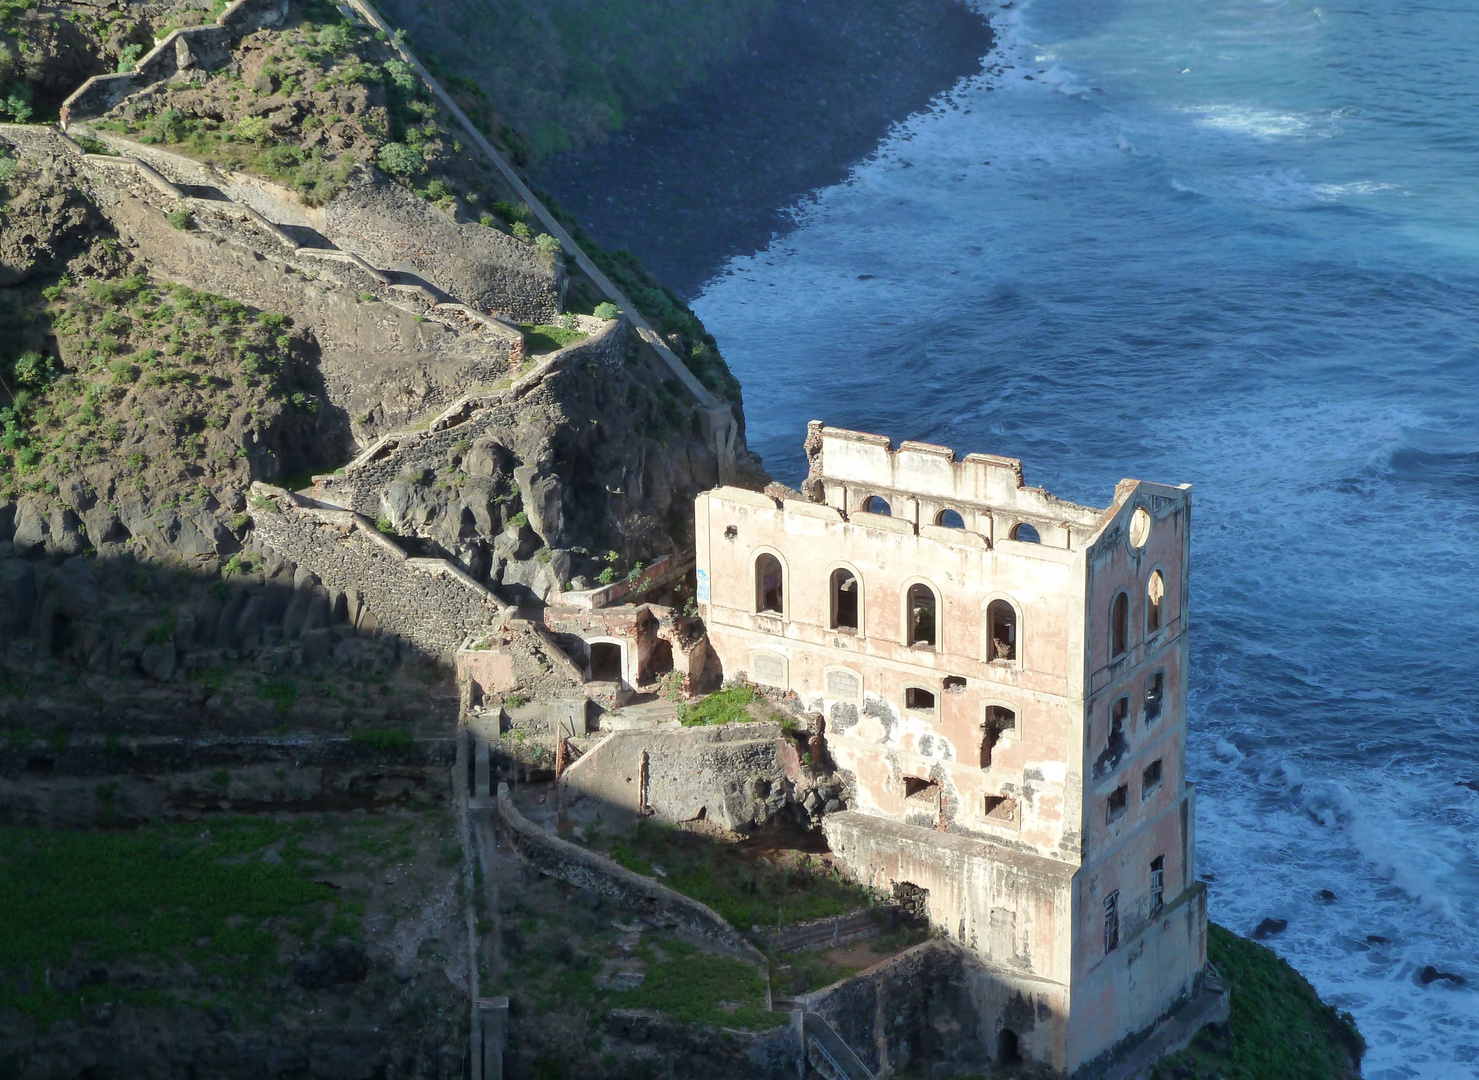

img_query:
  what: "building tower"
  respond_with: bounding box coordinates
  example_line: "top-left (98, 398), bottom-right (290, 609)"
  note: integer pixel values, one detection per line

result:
top-left (694, 423), bottom-right (1206, 1074)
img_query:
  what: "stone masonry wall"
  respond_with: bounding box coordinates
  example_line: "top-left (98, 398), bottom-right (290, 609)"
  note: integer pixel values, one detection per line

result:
top-left (247, 487), bottom-right (508, 658)
top-left (802, 939), bottom-right (989, 1077)
top-left (494, 782), bottom-right (765, 963)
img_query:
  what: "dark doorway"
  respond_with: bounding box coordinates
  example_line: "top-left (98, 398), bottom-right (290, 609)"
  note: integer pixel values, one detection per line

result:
top-left (643, 639), bottom-right (674, 683)
top-left (997, 1028), bottom-right (1021, 1065)
top-left (589, 642), bottom-right (623, 682)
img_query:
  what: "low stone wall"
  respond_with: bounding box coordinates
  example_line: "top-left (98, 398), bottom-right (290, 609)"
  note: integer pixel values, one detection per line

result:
top-left (801, 939), bottom-right (989, 1077)
top-left (0, 735), bottom-right (456, 826)
top-left (248, 486), bottom-right (508, 659)
top-left (558, 721), bottom-right (799, 833)
top-left (61, 0), bottom-right (288, 123)
top-left (493, 782), bottom-right (765, 963)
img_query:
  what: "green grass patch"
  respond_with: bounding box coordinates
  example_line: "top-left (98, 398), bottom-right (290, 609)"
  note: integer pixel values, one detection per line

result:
top-left (518, 323), bottom-right (586, 354)
top-left (602, 818), bottom-right (871, 929)
top-left (618, 937), bottom-right (779, 1029)
top-left (678, 683), bottom-right (760, 727)
top-left (350, 727), bottom-right (413, 751)
top-left (1156, 923), bottom-right (1364, 1080)
top-left (0, 818), bottom-right (341, 1023)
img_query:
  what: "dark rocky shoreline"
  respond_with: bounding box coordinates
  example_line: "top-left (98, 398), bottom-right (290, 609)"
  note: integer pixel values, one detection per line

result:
top-left (533, 0), bottom-right (995, 299)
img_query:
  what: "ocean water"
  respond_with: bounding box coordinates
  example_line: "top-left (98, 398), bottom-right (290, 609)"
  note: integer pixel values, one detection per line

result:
top-left (690, 1), bottom-right (1479, 1075)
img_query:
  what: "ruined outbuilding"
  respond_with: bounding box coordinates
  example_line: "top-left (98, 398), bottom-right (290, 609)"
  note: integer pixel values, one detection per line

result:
top-left (695, 422), bottom-right (1206, 1075)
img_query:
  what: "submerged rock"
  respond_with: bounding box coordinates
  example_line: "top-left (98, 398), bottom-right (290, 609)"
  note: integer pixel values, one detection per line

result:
top-left (1252, 917), bottom-right (1288, 940)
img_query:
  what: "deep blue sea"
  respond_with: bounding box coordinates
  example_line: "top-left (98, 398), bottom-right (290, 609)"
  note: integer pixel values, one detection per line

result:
top-left (691, 1), bottom-right (1479, 1074)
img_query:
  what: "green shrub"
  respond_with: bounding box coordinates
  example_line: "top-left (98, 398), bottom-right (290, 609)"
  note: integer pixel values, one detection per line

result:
top-left (0, 86), bottom-right (33, 123)
top-left (533, 233), bottom-right (562, 256)
top-left (508, 510), bottom-right (528, 528)
top-left (597, 567), bottom-right (616, 585)
top-left (115, 43), bottom-right (144, 73)
top-left (383, 59), bottom-right (416, 92)
top-left (235, 115), bottom-right (272, 145)
top-left (11, 352), bottom-right (54, 388)
top-left (502, 693), bottom-right (528, 709)
top-left (375, 516), bottom-right (394, 534)
top-left (316, 23), bottom-right (354, 53)
top-left (376, 141), bottom-right (423, 176)
top-left (0, 154), bottom-right (16, 183)
top-left (167, 205), bottom-right (191, 230)
top-left (593, 301), bottom-right (619, 320)
top-left (510, 220), bottom-right (532, 241)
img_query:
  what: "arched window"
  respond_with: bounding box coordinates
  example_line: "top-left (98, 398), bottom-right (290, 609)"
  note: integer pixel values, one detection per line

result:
top-left (1146, 570), bottom-right (1164, 633)
top-left (906, 583), bottom-right (937, 648)
top-left (1111, 591), bottom-right (1130, 658)
top-left (936, 508), bottom-right (965, 529)
top-left (755, 553), bottom-right (784, 615)
top-left (981, 705), bottom-right (1016, 769)
top-left (830, 568), bottom-right (860, 633)
top-left (1010, 522), bottom-right (1040, 543)
top-left (987, 599), bottom-right (1017, 663)
top-left (862, 495), bottom-right (892, 516)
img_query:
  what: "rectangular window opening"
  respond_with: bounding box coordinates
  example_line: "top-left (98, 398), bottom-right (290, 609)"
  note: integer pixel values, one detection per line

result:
top-left (1142, 758), bottom-right (1163, 800)
top-left (1107, 784), bottom-right (1128, 823)
top-left (1104, 890), bottom-right (1119, 953)
top-left (984, 795), bottom-right (1017, 824)
top-left (903, 775), bottom-right (939, 801)
top-left (1150, 855), bottom-right (1165, 915)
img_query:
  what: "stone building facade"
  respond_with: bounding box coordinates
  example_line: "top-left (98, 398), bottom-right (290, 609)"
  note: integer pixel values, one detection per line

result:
top-left (694, 423), bottom-right (1206, 1075)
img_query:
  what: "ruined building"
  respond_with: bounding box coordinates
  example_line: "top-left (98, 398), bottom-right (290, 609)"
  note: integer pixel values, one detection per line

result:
top-left (695, 423), bottom-right (1207, 1074)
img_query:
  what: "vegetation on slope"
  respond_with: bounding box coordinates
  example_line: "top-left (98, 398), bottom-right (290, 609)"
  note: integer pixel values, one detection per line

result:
top-left (1155, 923), bottom-right (1365, 1080)
top-left (0, 226), bottom-right (330, 508)
top-left (601, 817), bottom-right (872, 930)
top-left (373, 0), bottom-right (774, 162)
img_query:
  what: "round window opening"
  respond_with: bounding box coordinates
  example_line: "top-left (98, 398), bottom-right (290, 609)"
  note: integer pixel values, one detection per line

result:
top-left (1129, 507), bottom-right (1151, 549)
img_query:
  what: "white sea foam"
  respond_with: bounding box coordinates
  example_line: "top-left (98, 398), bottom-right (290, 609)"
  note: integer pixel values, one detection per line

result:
top-left (1181, 103), bottom-right (1328, 139)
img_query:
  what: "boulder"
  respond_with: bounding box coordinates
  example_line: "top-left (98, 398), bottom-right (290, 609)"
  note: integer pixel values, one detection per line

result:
top-left (464, 436), bottom-right (510, 477)
top-left (1420, 965), bottom-right (1466, 987)
top-left (139, 642), bottom-right (176, 681)
top-left (1252, 917), bottom-right (1288, 940)
top-left (11, 498), bottom-right (48, 556)
top-left (513, 464), bottom-right (564, 547)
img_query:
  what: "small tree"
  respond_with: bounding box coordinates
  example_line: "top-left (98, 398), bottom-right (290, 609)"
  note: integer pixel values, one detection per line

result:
top-left (593, 301), bottom-right (619, 321)
top-left (534, 233), bottom-right (563, 256)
